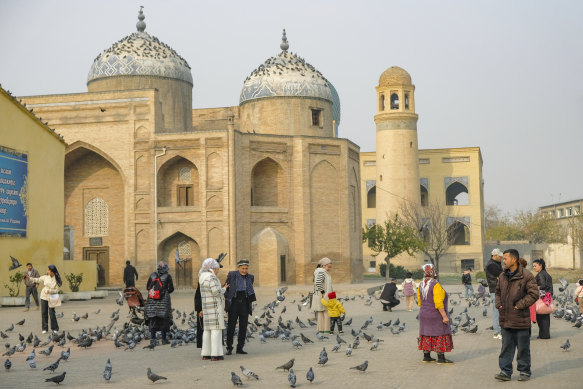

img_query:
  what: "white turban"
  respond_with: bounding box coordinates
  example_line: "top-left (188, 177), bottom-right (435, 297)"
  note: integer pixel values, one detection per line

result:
top-left (199, 257), bottom-right (219, 277)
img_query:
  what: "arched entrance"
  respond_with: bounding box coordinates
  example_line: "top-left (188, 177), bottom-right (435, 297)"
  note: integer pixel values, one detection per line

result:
top-left (251, 227), bottom-right (291, 286)
top-left (158, 232), bottom-right (200, 288)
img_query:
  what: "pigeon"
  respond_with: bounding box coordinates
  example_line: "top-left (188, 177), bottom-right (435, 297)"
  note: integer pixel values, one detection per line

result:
top-left (344, 317), bottom-right (352, 326)
top-left (469, 325), bottom-right (478, 334)
top-left (81, 312), bottom-right (88, 320)
top-left (60, 348), bottom-right (70, 361)
top-left (27, 358), bottom-right (37, 368)
top-left (352, 337), bottom-right (360, 349)
top-left (240, 365), bottom-right (259, 380)
top-left (300, 333), bottom-right (314, 344)
top-left (317, 354), bottom-right (328, 366)
top-left (288, 368), bottom-right (297, 387)
top-left (147, 368), bottom-right (167, 382)
top-left (345, 344), bottom-right (353, 356)
top-left (306, 367), bottom-right (315, 383)
top-left (276, 358), bottom-right (295, 371)
top-left (0, 331), bottom-right (7, 339)
top-left (45, 372), bottom-right (66, 384)
top-left (16, 319), bottom-right (25, 326)
top-left (9, 256), bottom-right (22, 271)
top-left (231, 372), bottom-right (243, 386)
top-left (94, 309), bottom-right (101, 315)
top-left (43, 357), bottom-right (62, 372)
top-left (104, 358), bottom-right (112, 381)
top-left (331, 343), bottom-right (341, 352)
top-left (558, 278), bottom-right (568, 292)
top-left (350, 360), bottom-right (368, 372)
top-left (316, 332), bottom-right (328, 341)
top-left (292, 339), bottom-right (303, 348)
top-left (5, 324), bottom-right (14, 332)
top-left (560, 339), bottom-right (570, 351)
top-left (40, 345), bottom-right (54, 356)
top-left (336, 334), bottom-right (347, 344)
top-left (26, 349), bottom-right (36, 361)
top-left (4, 358), bottom-right (11, 370)
top-left (370, 340), bottom-right (379, 351)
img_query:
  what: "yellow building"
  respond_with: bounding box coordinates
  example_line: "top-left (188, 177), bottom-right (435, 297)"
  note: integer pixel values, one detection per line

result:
top-left (20, 11), bottom-right (362, 287)
top-left (0, 86), bottom-right (96, 297)
top-left (361, 67), bottom-right (484, 273)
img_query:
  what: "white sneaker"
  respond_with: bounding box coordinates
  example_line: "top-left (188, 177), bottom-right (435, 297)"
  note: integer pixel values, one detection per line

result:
top-left (493, 334), bottom-right (502, 340)
top-left (42, 330), bottom-right (47, 334)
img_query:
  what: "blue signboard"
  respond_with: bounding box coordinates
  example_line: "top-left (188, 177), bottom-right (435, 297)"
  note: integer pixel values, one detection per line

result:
top-left (0, 147), bottom-right (28, 237)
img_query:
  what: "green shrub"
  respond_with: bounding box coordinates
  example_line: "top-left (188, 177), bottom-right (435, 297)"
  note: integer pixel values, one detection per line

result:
top-left (379, 263), bottom-right (423, 279)
top-left (4, 271), bottom-right (24, 297)
top-left (475, 271), bottom-right (486, 280)
top-left (65, 272), bottom-right (83, 292)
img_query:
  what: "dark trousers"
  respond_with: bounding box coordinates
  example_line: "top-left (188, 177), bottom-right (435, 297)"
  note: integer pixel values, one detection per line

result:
top-left (382, 299), bottom-right (400, 310)
top-left (40, 299), bottom-right (58, 332)
top-left (330, 316), bottom-right (343, 333)
top-left (25, 286), bottom-right (39, 308)
top-left (535, 314), bottom-right (551, 339)
top-left (499, 328), bottom-right (531, 377)
top-left (125, 280), bottom-right (135, 288)
top-left (227, 300), bottom-right (249, 350)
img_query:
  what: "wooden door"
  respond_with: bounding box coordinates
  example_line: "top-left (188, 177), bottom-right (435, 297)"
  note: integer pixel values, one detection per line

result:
top-left (83, 247), bottom-right (109, 286)
top-left (175, 257), bottom-right (192, 288)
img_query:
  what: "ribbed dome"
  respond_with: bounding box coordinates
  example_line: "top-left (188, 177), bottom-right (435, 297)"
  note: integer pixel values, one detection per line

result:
top-left (87, 9), bottom-right (192, 86)
top-left (240, 30), bottom-right (334, 105)
top-left (379, 66), bottom-right (411, 87)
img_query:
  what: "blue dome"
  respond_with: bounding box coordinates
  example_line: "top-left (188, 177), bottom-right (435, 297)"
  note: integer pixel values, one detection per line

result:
top-left (328, 81), bottom-right (341, 125)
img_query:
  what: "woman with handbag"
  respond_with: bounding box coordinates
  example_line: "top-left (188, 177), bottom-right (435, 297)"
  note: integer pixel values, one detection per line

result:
top-left (532, 259), bottom-right (553, 339)
top-left (144, 261), bottom-right (174, 346)
top-left (24, 264), bottom-right (62, 334)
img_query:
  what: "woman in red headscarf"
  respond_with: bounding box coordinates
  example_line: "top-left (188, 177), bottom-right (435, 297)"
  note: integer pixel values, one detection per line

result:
top-left (417, 264), bottom-right (454, 364)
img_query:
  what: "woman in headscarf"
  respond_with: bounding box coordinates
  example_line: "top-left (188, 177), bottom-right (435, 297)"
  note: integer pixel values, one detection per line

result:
top-left (199, 258), bottom-right (228, 361)
top-left (532, 258), bottom-right (553, 339)
top-left (24, 264), bottom-right (62, 333)
top-left (310, 257), bottom-right (333, 333)
top-left (417, 264), bottom-right (454, 364)
top-left (144, 261), bottom-right (174, 345)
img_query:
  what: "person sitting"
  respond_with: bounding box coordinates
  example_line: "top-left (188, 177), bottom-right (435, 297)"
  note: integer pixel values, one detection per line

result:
top-left (380, 278), bottom-right (400, 311)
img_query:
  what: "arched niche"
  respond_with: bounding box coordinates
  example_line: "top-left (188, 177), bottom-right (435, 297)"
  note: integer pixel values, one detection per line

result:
top-left (158, 232), bottom-right (200, 288)
top-left (251, 157), bottom-right (286, 207)
top-left (157, 156), bottom-right (199, 207)
top-left (446, 181), bottom-right (469, 206)
top-left (367, 186), bottom-right (376, 208)
top-left (310, 160), bottom-right (339, 261)
top-left (207, 152), bottom-right (223, 189)
top-left (251, 227), bottom-right (290, 286)
top-left (448, 221), bottom-right (470, 245)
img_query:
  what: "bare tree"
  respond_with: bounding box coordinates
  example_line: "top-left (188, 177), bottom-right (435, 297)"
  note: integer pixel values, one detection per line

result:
top-left (565, 214), bottom-right (583, 270)
top-left (400, 200), bottom-right (458, 276)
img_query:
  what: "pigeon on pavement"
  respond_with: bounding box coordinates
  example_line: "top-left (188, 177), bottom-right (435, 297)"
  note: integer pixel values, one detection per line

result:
top-left (276, 358), bottom-right (295, 371)
top-left (288, 369), bottom-right (297, 387)
top-left (147, 368), bottom-right (167, 383)
top-left (43, 357), bottom-right (62, 372)
top-left (240, 365), bottom-right (259, 380)
top-left (306, 367), bottom-right (315, 383)
top-left (350, 360), bottom-right (368, 372)
top-left (560, 339), bottom-right (570, 351)
top-left (45, 372), bottom-right (66, 384)
top-left (231, 372), bottom-right (243, 386)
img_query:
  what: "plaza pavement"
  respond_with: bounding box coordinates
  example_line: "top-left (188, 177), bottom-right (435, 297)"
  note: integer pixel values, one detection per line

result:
top-left (0, 282), bottom-right (580, 389)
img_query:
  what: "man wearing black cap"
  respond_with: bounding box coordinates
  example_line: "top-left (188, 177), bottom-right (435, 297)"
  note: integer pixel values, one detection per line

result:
top-left (123, 260), bottom-right (139, 288)
top-left (224, 259), bottom-right (256, 355)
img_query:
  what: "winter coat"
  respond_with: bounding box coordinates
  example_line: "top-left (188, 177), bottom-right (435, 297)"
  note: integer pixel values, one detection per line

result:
top-left (29, 275), bottom-right (59, 301)
top-left (461, 273), bottom-right (472, 285)
top-left (311, 267), bottom-right (332, 312)
top-left (380, 282), bottom-right (399, 303)
top-left (144, 271), bottom-right (174, 321)
top-left (24, 268), bottom-right (40, 287)
top-left (123, 265), bottom-right (138, 285)
top-left (495, 265), bottom-right (539, 329)
top-left (485, 258), bottom-right (503, 293)
top-left (199, 271), bottom-right (226, 330)
top-left (402, 278), bottom-right (416, 296)
top-left (320, 298), bottom-right (345, 317)
top-left (224, 271), bottom-right (256, 314)
top-left (535, 269), bottom-right (553, 296)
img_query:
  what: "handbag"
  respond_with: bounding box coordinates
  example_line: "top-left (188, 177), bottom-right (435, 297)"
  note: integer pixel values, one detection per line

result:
top-left (48, 293), bottom-right (61, 308)
top-left (534, 297), bottom-right (554, 315)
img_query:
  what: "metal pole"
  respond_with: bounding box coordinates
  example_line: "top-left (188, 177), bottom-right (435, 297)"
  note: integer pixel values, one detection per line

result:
top-left (154, 146), bottom-right (167, 270)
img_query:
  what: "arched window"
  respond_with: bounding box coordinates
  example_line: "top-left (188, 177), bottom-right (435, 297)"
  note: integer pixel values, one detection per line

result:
top-left (405, 93), bottom-right (410, 109)
top-left (448, 221), bottom-right (470, 245)
top-left (178, 240), bottom-right (191, 257)
top-left (85, 198), bottom-right (108, 237)
top-left (379, 94), bottom-right (385, 111)
top-left (390, 93), bottom-right (399, 110)
top-left (420, 185), bottom-right (428, 207)
top-left (446, 181), bottom-right (469, 205)
top-left (179, 167), bottom-right (191, 183)
top-left (367, 186), bottom-right (376, 208)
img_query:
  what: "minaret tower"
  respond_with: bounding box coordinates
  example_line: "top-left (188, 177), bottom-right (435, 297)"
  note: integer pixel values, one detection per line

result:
top-left (374, 66), bottom-right (420, 224)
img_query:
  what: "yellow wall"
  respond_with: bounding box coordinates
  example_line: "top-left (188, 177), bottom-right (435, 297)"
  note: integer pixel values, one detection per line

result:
top-left (0, 87), bottom-right (96, 296)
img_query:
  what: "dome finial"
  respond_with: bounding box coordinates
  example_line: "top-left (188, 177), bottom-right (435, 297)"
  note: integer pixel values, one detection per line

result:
top-left (280, 29), bottom-right (289, 51)
top-left (136, 6), bottom-right (146, 32)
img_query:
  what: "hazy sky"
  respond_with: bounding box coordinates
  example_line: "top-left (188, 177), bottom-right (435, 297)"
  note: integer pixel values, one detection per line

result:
top-left (1, 0), bottom-right (581, 213)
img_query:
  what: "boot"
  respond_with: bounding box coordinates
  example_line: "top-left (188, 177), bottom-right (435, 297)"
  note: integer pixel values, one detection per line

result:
top-left (422, 352), bottom-right (436, 363)
top-left (225, 347), bottom-right (233, 355)
top-left (236, 346), bottom-right (248, 355)
top-left (437, 353), bottom-right (453, 364)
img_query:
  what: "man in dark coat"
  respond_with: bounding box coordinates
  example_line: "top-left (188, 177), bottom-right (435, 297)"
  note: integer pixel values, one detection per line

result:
top-left (123, 260), bottom-right (139, 288)
top-left (380, 278), bottom-right (400, 311)
top-left (224, 259), bottom-right (256, 355)
top-left (486, 248), bottom-right (504, 339)
top-left (494, 249), bottom-right (539, 382)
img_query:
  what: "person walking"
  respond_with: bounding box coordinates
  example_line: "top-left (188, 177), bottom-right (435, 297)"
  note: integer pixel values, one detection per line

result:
top-left (310, 257), bottom-right (333, 333)
top-left (486, 248), bottom-right (504, 340)
top-left (24, 264), bottom-right (62, 334)
top-left (574, 279), bottom-right (583, 315)
top-left (123, 260), bottom-right (139, 288)
top-left (144, 261), bottom-right (174, 346)
top-left (198, 258), bottom-right (227, 361)
top-left (532, 258), bottom-right (553, 339)
top-left (402, 272), bottom-right (417, 311)
top-left (417, 264), bottom-right (454, 365)
top-left (494, 249), bottom-right (539, 382)
top-left (462, 268), bottom-right (474, 299)
top-left (224, 259), bottom-right (256, 355)
top-left (23, 262), bottom-right (40, 312)
top-left (380, 278), bottom-right (400, 311)
top-left (320, 291), bottom-right (345, 334)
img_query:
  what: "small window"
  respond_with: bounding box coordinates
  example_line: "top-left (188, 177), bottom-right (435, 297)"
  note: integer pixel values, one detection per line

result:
top-left (575, 206), bottom-right (581, 215)
top-left (390, 93), bottom-right (399, 109)
top-left (420, 185), bottom-right (428, 207)
top-left (178, 185), bottom-right (194, 206)
top-left (461, 259), bottom-right (475, 270)
top-left (404, 93), bottom-right (409, 109)
top-left (567, 207), bottom-right (573, 216)
top-left (311, 109), bottom-right (322, 126)
top-left (379, 94), bottom-right (385, 111)
top-left (557, 208), bottom-right (564, 218)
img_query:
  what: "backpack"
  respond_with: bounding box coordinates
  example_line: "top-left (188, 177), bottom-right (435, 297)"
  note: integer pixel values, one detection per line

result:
top-left (403, 280), bottom-right (415, 296)
top-left (148, 275), bottom-right (164, 300)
